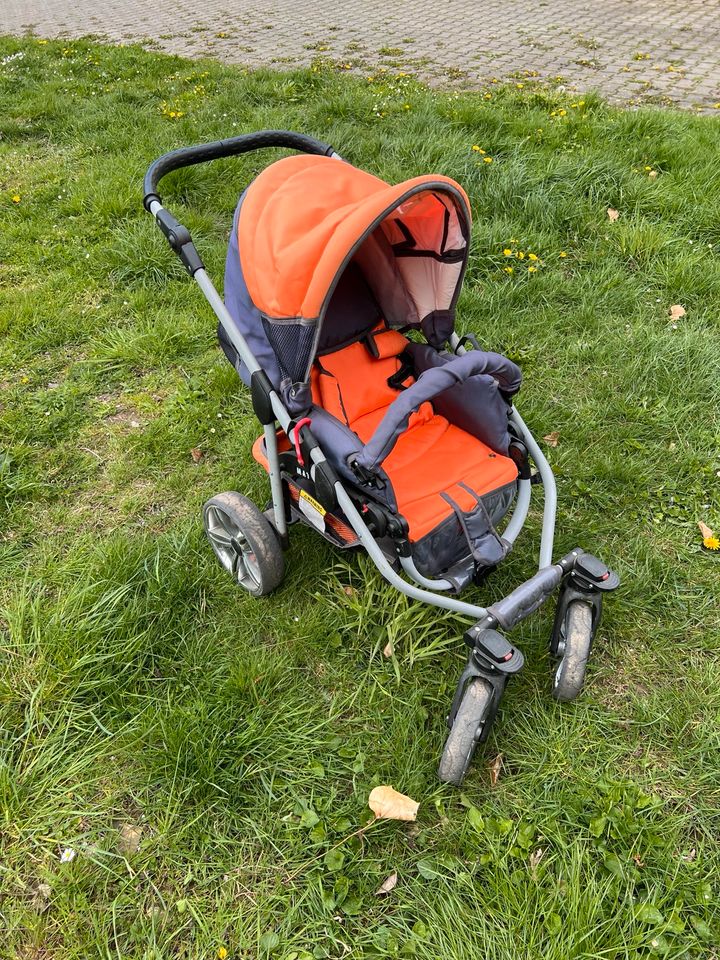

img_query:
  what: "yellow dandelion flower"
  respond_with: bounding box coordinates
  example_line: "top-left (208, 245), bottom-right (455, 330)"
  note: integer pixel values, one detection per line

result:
top-left (12, 194), bottom-right (21, 204)
top-left (472, 145), bottom-right (482, 152)
top-left (527, 253), bottom-right (538, 261)
top-left (503, 248), bottom-right (513, 256)
top-left (703, 536), bottom-right (720, 550)
top-left (483, 156), bottom-right (493, 163)
top-left (517, 251), bottom-right (525, 260)
top-left (20, 375), bottom-right (30, 384)
top-left (559, 251), bottom-right (568, 258)
top-left (503, 266), bottom-right (514, 274)
top-left (527, 265), bottom-right (538, 273)
top-left (483, 93), bottom-right (492, 100)
top-left (558, 108), bottom-right (567, 117)
top-left (217, 948), bottom-right (228, 960)
top-left (516, 83), bottom-right (524, 89)
top-left (644, 165), bottom-right (652, 171)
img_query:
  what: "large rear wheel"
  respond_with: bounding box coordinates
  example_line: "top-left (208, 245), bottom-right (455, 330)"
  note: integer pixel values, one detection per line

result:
top-left (202, 492), bottom-right (284, 597)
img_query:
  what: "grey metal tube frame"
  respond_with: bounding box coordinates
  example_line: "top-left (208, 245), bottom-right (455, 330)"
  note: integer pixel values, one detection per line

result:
top-left (146, 193), bottom-right (558, 622)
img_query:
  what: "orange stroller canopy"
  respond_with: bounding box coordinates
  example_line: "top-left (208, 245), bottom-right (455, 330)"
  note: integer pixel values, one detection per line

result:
top-left (237, 154), bottom-right (471, 323)
top-left (224, 153), bottom-right (472, 406)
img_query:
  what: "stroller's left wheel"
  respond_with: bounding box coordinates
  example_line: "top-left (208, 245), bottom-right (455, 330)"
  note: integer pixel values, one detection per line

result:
top-left (438, 679), bottom-right (495, 787)
top-left (203, 492), bottom-right (285, 597)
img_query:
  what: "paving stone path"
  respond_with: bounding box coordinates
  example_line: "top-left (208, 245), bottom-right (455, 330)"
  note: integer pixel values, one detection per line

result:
top-left (5, 0), bottom-right (720, 110)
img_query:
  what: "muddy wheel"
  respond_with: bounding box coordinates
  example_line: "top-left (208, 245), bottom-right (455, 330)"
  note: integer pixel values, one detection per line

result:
top-left (551, 601), bottom-right (593, 701)
top-left (438, 679), bottom-right (495, 787)
top-left (203, 492), bottom-right (284, 597)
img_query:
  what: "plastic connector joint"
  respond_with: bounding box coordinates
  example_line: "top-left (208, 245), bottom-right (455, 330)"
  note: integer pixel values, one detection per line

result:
top-left (155, 209), bottom-right (204, 276)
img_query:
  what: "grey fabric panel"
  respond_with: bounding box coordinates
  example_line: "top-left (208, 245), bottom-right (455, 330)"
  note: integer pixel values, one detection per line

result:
top-left (411, 482), bottom-right (516, 577)
top-left (407, 342), bottom-right (516, 454)
top-left (222, 192), bottom-right (284, 389)
top-left (355, 349), bottom-right (523, 472)
top-left (308, 406), bottom-right (397, 511)
top-left (284, 381), bottom-right (313, 416)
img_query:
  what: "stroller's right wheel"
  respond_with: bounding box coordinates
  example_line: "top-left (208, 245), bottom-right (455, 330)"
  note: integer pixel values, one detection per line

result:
top-left (438, 679), bottom-right (495, 787)
top-left (203, 492), bottom-right (284, 597)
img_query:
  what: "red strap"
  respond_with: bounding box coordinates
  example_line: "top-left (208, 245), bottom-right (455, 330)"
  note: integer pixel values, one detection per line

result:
top-left (292, 417), bottom-right (312, 467)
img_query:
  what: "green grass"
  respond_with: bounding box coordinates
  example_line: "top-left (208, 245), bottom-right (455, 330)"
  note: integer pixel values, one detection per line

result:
top-left (1, 35), bottom-right (719, 960)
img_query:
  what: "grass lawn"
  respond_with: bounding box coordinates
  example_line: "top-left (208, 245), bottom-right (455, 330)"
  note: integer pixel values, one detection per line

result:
top-left (1, 35), bottom-right (719, 960)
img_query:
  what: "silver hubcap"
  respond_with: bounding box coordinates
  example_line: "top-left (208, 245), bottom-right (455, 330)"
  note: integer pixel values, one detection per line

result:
top-left (204, 505), bottom-right (260, 590)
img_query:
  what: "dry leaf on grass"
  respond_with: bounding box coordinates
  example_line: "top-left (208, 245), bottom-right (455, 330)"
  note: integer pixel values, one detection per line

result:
top-left (383, 640), bottom-right (394, 658)
top-left (669, 304), bottom-right (686, 320)
top-left (342, 585), bottom-right (357, 597)
top-left (190, 447), bottom-right (204, 463)
top-left (375, 871), bottom-right (398, 895)
top-left (607, 207), bottom-right (620, 221)
top-left (489, 753), bottom-right (503, 787)
top-left (543, 431), bottom-right (560, 447)
top-left (117, 823), bottom-right (143, 854)
top-left (368, 786), bottom-right (419, 821)
top-left (698, 520), bottom-right (719, 550)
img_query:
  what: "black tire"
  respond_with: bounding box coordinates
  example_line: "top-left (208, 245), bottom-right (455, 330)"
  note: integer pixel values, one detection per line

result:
top-left (202, 492), bottom-right (284, 597)
top-left (438, 679), bottom-right (495, 786)
top-left (552, 601), bottom-right (593, 702)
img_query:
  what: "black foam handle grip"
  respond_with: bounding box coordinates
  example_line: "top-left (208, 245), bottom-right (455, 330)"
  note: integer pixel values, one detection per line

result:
top-left (143, 129), bottom-right (334, 208)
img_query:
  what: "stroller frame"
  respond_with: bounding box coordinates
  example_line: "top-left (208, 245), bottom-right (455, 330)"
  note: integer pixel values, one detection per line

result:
top-left (144, 130), bottom-right (618, 785)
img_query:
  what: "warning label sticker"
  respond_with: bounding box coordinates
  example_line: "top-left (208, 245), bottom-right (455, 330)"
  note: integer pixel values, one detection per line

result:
top-left (298, 489), bottom-right (326, 531)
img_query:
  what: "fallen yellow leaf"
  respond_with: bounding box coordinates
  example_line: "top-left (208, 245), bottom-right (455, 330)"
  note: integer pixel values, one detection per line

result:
top-left (607, 207), bottom-right (620, 221)
top-left (489, 753), bottom-right (503, 788)
top-left (543, 431), bottom-right (560, 447)
top-left (669, 304), bottom-right (686, 319)
top-left (374, 871), bottom-right (398, 895)
top-left (368, 786), bottom-right (419, 822)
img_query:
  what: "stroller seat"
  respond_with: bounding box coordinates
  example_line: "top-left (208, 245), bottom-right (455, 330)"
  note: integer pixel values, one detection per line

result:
top-left (311, 333), bottom-right (518, 542)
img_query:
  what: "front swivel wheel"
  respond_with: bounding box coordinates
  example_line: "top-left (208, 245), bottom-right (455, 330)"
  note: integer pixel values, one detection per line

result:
top-left (551, 600), bottom-right (595, 701)
top-left (203, 491), bottom-right (284, 597)
top-left (438, 679), bottom-right (496, 786)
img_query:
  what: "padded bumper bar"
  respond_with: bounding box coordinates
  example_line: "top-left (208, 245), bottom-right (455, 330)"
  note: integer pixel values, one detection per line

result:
top-left (352, 349), bottom-right (522, 474)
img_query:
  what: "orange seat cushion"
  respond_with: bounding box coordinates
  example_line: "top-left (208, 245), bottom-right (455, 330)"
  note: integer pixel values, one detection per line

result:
top-left (311, 340), bottom-right (517, 541)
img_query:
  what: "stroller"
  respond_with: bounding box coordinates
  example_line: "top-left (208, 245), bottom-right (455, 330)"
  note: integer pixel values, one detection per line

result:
top-left (144, 130), bottom-right (619, 785)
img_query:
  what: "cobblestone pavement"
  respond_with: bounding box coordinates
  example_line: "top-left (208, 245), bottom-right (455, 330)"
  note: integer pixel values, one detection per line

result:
top-left (5, 0), bottom-right (720, 110)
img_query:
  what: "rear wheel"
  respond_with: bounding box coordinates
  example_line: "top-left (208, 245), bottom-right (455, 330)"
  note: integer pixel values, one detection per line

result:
top-left (203, 492), bottom-right (284, 597)
top-left (551, 601), bottom-right (593, 701)
top-left (438, 679), bottom-right (495, 786)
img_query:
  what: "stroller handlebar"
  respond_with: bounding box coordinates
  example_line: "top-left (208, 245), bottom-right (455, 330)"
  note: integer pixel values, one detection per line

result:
top-left (143, 130), bottom-right (335, 276)
top-left (143, 129), bottom-right (335, 208)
